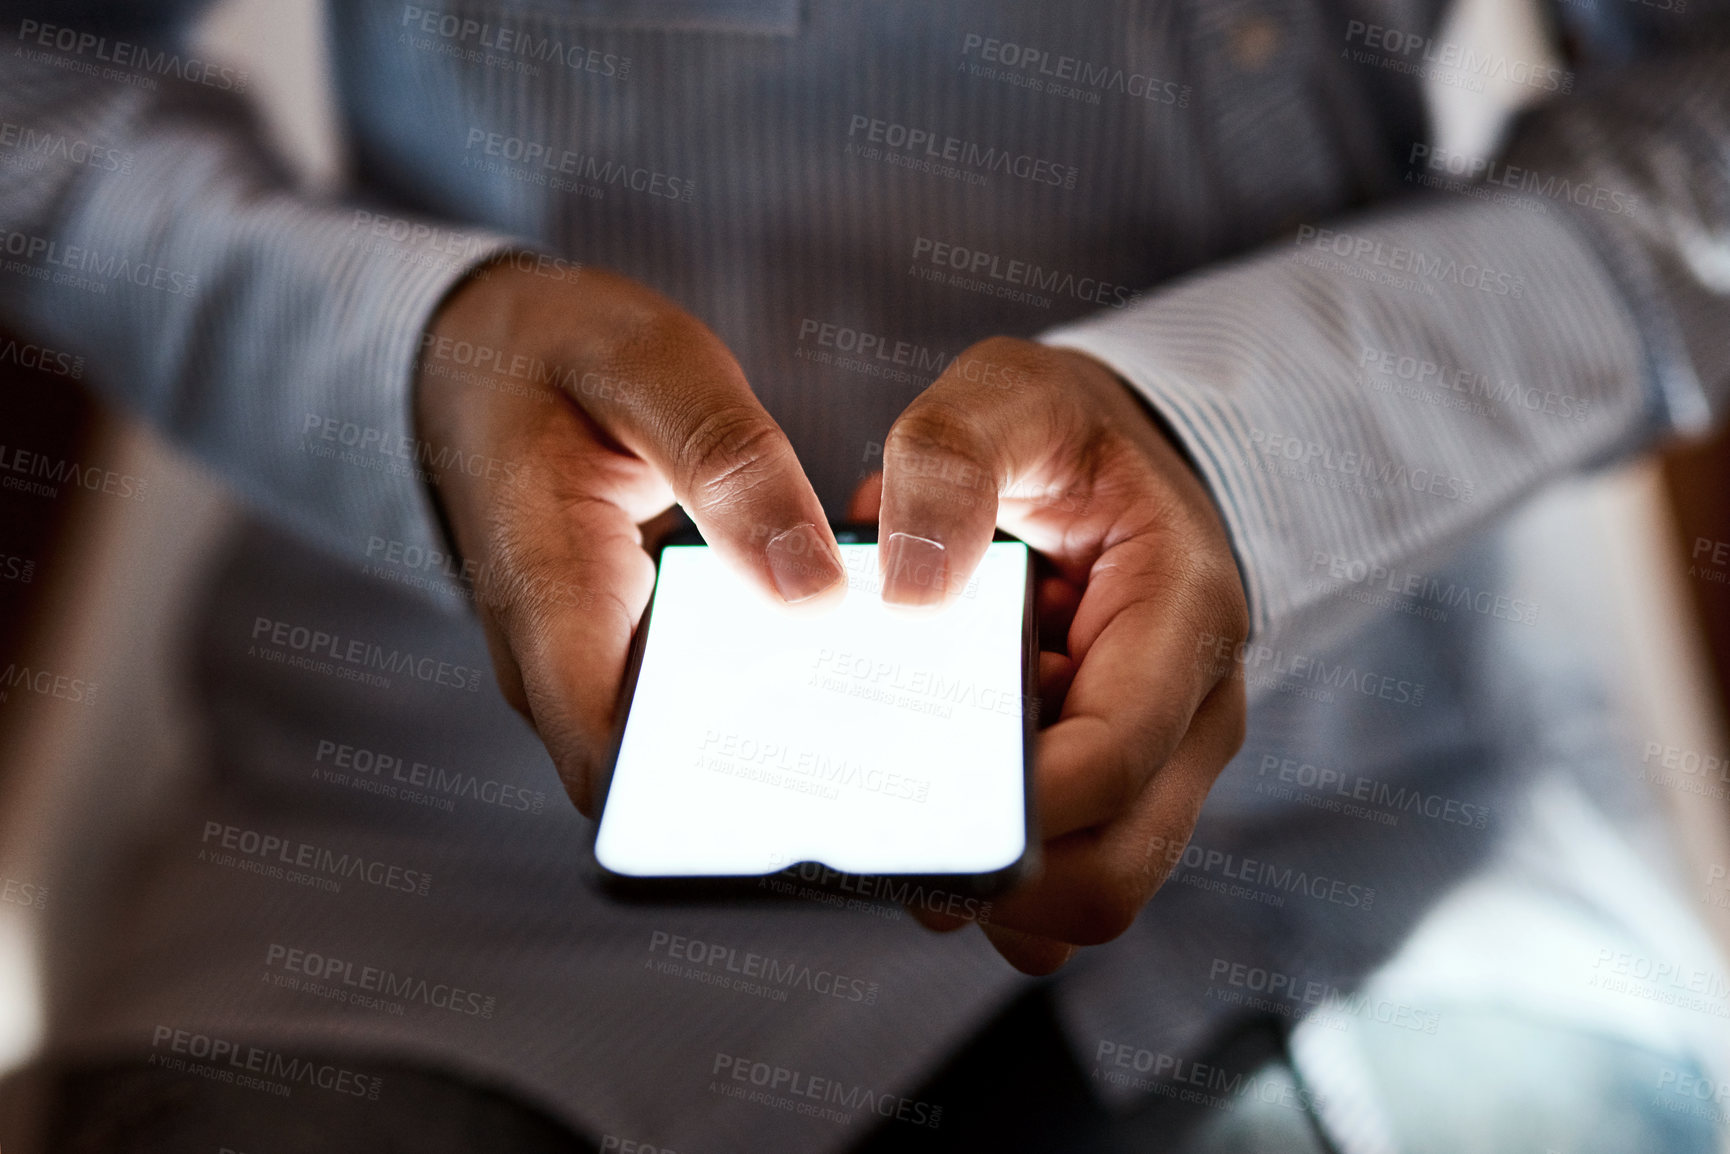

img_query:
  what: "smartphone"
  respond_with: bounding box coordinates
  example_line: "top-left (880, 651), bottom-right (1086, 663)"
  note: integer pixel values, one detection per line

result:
top-left (592, 523), bottom-right (1037, 902)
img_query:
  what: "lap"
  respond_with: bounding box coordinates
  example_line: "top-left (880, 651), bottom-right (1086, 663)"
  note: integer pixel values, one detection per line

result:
top-left (42, 1007), bottom-right (1717, 1154)
top-left (43, 1059), bottom-right (592, 1154)
top-left (43, 782), bottom-right (1730, 1154)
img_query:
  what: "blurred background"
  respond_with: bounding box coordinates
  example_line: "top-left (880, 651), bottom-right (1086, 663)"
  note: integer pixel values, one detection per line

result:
top-left (4, 0), bottom-right (1730, 1138)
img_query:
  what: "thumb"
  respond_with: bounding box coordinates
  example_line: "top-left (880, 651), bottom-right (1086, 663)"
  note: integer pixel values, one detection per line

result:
top-left (879, 339), bottom-right (1071, 606)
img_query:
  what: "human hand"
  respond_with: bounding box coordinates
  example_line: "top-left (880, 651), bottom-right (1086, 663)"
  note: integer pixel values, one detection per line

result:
top-left (413, 258), bottom-right (844, 815)
top-left (855, 337), bottom-right (1250, 974)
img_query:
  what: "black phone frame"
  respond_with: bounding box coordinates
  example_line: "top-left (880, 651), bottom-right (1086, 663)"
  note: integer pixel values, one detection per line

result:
top-left (589, 522), bottom-right (1040, 906)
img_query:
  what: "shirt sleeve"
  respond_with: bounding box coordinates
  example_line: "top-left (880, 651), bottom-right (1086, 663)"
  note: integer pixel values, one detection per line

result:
top-left (1041, 7), bottom-right (1730, 654)
top-left (0, 7), bottom-right (520, 569)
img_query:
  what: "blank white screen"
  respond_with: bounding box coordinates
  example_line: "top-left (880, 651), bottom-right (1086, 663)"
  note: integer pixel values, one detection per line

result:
top-left (595, 542), bottom-right (1030, 878)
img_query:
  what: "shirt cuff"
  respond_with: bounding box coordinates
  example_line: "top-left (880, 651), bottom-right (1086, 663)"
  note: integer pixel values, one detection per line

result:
top-left (1040, 195), bottom-right (1654, 647)
top-left (11, 112), bottom-right (521, 582)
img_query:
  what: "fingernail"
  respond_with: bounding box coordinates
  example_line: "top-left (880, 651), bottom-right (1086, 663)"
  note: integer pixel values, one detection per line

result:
top-left (882, 531), bottom-right (947, 607)
top-left (766, 522), bottom-right (844, 604)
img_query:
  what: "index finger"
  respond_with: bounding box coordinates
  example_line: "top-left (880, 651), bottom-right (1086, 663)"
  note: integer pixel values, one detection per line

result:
top-left (560, 277), bottom-right (845, 605)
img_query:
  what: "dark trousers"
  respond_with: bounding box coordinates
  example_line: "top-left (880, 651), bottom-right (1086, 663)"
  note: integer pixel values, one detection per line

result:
top-left (41, 991), bottom-right (1330, 1154)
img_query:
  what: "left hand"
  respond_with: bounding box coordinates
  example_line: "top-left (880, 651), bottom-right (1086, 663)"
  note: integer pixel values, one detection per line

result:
top-left (852, 337), bottom-right (1250, 975)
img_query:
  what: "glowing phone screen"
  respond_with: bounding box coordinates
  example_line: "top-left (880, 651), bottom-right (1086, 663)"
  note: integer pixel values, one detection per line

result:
top-left (595, 542), bottom-right (1030, 878)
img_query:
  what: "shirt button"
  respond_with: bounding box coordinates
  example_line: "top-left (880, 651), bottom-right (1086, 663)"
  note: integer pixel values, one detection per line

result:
top-left (1230, 17), bottom-right (1281, 71)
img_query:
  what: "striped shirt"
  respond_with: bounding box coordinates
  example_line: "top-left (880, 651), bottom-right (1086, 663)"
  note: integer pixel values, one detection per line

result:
top-left (4, 0), bottom-right (1730, 1149)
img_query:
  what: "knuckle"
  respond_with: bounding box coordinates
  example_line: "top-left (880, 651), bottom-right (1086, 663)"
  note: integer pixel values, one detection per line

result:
top-left (885, 396), bottom-right (976, 458)
top-left (604, 304), bottom-right (724, 378)
top-left (469, 529), bottom-right (632, 658)
top-left (883, 399), bottom-right (996, 501)
top-left (474, 567), bottom-right (544, 638)
top-left (674, 406), bottom-right (789, 512)
top-left (951, 335), bottom-right (1066, 397)
top-left (471, 532), bottom-right (561, 632)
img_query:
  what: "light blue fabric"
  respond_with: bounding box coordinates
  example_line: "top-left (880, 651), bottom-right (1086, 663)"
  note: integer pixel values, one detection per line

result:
top-left (4, 2), bottom-right (1730, 1151)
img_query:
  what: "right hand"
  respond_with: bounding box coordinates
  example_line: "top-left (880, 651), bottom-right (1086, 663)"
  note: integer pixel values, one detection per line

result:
top-left (413, 257), bottom-right (844, 816)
